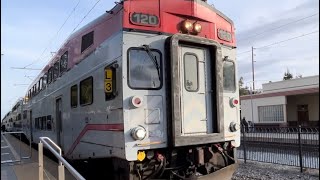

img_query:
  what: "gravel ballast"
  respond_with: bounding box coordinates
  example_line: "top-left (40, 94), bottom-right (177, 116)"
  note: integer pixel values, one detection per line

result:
top-left (232, 160), bottom-right (319, 180)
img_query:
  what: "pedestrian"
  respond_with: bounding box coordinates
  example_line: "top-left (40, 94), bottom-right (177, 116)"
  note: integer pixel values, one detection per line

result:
top-left (241, 117), bottom-right (249, 132)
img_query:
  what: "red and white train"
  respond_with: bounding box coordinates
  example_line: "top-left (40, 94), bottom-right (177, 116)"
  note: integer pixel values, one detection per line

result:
top-left (4, 0), bottom-right (240, 179)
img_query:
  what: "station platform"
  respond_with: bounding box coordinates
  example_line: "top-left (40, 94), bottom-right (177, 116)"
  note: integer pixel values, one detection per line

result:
top-left (1, 133), bottom-right (76, 180)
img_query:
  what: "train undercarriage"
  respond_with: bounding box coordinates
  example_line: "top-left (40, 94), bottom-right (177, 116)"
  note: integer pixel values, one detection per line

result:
top-left (112, 142), bottom-right (237, 180)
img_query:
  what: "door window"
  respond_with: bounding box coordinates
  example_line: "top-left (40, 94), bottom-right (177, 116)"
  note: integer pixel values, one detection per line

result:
top-left (184, 53), bottom-right (199, 92)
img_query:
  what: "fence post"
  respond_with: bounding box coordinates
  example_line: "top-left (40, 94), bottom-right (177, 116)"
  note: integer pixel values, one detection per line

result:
top-left (298, 125), bottom-right (303, 173)
top-left (39, 142), bottom-right (44, 180)
top-left (242, 124), bottom-right (247, 163)
top-left (58, 164), bottom-right (65, 180)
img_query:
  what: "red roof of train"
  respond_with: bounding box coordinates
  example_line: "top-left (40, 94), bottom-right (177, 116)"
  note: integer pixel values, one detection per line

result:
top-left (123, 0), bottom-right (235, 47)
top-left (28, 0), bottom-right (235, 91)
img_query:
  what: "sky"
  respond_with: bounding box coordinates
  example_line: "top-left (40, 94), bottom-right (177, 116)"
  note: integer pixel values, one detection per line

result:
top-left (1, 0), bottom-right (319, 119)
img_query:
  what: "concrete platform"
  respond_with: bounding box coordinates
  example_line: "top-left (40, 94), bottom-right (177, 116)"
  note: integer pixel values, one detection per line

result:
top-left (1, 133), bottom-right (76, 180)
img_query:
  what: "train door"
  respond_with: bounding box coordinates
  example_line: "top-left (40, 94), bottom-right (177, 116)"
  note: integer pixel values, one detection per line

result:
top-left (30, 110), bottom-right (33, 141)
top-left (180, 46), bottom-right (213, 134)
top-left (56, 98), bottom-right (63, 148)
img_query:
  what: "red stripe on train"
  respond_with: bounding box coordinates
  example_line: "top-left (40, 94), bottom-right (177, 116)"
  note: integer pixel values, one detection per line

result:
top-left (65, 124), bottom-right (124, 156)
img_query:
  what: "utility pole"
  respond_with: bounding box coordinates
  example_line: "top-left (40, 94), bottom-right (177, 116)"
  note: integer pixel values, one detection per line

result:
top-left (251, 47), bottom-right (255, 91)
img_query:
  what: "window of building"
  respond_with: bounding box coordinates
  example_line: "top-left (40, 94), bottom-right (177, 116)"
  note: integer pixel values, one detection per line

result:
top-left (48, 68), bottom-right (53, 84)
top-left (223, 60), bottom-right (236, 92)
top-left (128, 48), bottom-right (162, 89)
top-left (60, 51), bottom-right (68, 74)
top-left (184, 53), bottom-right (199, 92)
top-left (81, 31), bottom-right (94, 53)
top-left (18, 114), bottom-right (21, 120)
top-left (71, 85), bottom-right (78, 108)
top-left (53, 61), bottom-right (59, 80)
top-left (80, 77), bottom-right (93, 106)
top-left (258, 105), bottom-right (284, 122)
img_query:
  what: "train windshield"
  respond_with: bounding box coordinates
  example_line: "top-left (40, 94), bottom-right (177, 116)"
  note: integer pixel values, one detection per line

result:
top-left (128, 47), bottom-right (162, 89)
top-left (223, 60), bottom-right (236, 92)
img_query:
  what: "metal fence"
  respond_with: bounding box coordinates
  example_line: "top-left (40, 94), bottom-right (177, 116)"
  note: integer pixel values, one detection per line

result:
top-left (237, 125), bottom-right (319, 171)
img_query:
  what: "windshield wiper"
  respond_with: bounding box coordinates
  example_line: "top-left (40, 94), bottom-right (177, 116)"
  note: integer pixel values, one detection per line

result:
top-left (142, 45), bottom-right (161, 81)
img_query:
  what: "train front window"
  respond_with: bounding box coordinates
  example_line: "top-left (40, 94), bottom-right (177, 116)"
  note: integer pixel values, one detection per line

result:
top-left (223, 60), bottom-right (236, 92)
top-left (128, 47), bottom-right (162, 89)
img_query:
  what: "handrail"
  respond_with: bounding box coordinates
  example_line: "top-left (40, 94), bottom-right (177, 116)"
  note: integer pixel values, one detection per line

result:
top-left (1, 131), bottom-right (32, 164)
top-left (40, 137), bottom-right (62, 166)
top-left (39, 137), bottom-right (85, 180)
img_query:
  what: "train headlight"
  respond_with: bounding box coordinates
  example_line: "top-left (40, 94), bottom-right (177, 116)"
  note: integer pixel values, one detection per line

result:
top-left (182, 20), bottom-right (193, 33)
top-left (131, 126), bottom-right (147, 140)
top-left (229, 122), bottom-right (240, 132)
top-left (193, 23), bottom-right (202, 33)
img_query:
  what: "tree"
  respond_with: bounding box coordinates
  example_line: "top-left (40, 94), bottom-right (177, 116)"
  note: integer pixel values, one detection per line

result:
top-left (283, 69), bottom-right (293, 80)
top-left (239, 77), bottom-right (249, 96)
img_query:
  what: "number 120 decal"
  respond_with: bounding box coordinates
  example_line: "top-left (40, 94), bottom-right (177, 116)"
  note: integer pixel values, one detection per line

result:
top-left (130, 12), bottom-right (159, 26)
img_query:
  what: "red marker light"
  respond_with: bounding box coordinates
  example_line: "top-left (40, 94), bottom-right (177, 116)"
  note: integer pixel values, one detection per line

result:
top-left (134, 98), bottom-right (141, 105)
top-left (233, 99), bottom-right (239, 105)
top-left (131, 96), bottom-right (143, 108)
top-left (230, 98), bottom-right (238, 107)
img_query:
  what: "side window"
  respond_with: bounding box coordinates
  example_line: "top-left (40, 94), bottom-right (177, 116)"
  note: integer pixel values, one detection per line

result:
top-left (33, 86), bottom-right (36, 95)
top-left (37, 81), bottom-right (41, 92)
top-left (39, 117), bottom-right (46, 130)
top-left (48, 68), bottom-right (53, 84)
top-left (53, 61), bottom-right (59, 80)
top-left (35, 118), bottom-right (39, 129)
top-left (184, 53), bottom-right (199, 92)
top-left (41, 116), bottom-right (47, 130)
top-left (81, 31), bottom-right (94, 53)
top-left (42, 73), bottom-right (47, 89)
top-left (60, 51), bottom-right (68, 74)
top-left (80, 77), bottom-right (93, 106)
top-left (104, 64), bottom-right (118, 101)
top-left (23, 111), bottom-right (27, 119)
top-left (223, 60), bottom-right (236, 92)
top-left (71, 85), bottom-right (78, 108)
top-left (47, 116), bottom-right (52, 131)
top-left (46, 116), bottom-right (52, 130)
top-left (39, 78), bottom-right (43, 91)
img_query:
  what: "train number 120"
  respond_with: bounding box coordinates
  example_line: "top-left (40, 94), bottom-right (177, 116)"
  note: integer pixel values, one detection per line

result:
top-left (130, 12), bottom-right (159, 26)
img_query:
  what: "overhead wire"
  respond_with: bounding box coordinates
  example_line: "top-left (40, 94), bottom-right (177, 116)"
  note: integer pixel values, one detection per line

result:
top-left (237, 30), bottom-right (319, 56)
top-left (44, 0), bottom-right (102, 65)
top-left (237, 13), bottom-right (319, 42)
top-left (70, 0), bottom-right (102, 34)
top-left (24, 0), bottom-right (82, 69)
top-left (255, 30), bottom-right (319, 50)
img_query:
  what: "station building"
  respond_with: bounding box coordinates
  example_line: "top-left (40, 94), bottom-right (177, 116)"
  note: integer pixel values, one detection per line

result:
top-left (240, 75), bottom-right (319, 127)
